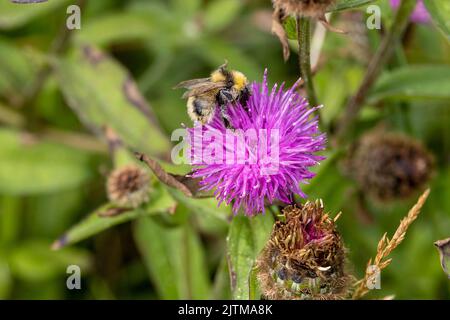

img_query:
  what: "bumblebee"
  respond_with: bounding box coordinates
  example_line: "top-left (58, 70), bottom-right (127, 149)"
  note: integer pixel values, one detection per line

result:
top-left (174, 62), bottom-right (251, 128)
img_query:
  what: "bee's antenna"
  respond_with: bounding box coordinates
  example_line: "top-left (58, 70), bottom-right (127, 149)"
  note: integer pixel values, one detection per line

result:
top-left (219, 60), bottom-right (229, 72)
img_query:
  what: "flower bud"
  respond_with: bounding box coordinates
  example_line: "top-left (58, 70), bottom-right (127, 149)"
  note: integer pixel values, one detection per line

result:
top-left (107, 165), bottom-right (150, 208)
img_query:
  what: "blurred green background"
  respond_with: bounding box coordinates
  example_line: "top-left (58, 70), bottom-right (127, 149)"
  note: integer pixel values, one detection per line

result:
top-left (0, 0), bottom-right (449, 299)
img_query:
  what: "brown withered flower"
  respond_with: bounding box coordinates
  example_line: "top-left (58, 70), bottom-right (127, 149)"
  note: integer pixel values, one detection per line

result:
top-left (273, 0), bottom-right (337, 19)
top-left (107, 165), bottom-right (150, 208)
top-left (256, 201), bottom-right (352, 300)
top-left (272, 0), bottom-right (342, 60)
top-left (345, 131), bottom-right (434, 201)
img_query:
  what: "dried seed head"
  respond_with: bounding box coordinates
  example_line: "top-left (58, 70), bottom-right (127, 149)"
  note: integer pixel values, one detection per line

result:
top-left (107, 165), bottom-right (150, 208)
top-left (272, 0), bottom-right (336, 19)
top-left (271, 0), bottom-right (342, 61)
top-left (256, 202), bottom-right (351, 300)
top-left (345, 132), bottom-right (434, 201)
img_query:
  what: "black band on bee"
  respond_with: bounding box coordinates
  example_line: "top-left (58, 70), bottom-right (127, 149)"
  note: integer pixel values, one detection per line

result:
top-left (217, 90), bottom-right (234, 106)
top-left (193, 99), bottom-right (205, 116)
top-left (240, 85), bottom-right (251, 109)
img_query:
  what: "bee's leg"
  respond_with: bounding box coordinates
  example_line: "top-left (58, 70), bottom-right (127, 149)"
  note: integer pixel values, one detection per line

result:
top-left (219, 104), bottom-right (233, 130)
top-left (217, 90), bottom-right (235, 129)
top-left (217, 90), bottom-right (233, 106)
top-left (240, 85), bottom-right (251, 112)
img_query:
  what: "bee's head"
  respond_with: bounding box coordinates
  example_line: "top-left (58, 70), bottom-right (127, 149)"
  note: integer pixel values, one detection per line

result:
top-left (211, 63), bottom-right (248, 91)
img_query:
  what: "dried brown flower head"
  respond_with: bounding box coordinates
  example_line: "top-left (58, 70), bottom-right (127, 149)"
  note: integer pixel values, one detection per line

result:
top-left (273, 0), bottom-right (336, 19)
top-left (107, 165), bottom-right (150, 208)
top-left (271, 0), bottom-right (342, 60)
top-left (256, 201), bottom-right (352, 300)
top-left (345, 132), bottom-right (434, 201)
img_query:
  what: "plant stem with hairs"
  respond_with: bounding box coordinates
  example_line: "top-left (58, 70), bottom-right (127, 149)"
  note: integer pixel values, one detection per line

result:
top-left (335, 0), bottom-right (418, 142)
top-left (297, 16), bottom-right (318, 109)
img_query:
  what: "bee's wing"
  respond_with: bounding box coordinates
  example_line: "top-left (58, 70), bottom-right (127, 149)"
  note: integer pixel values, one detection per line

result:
top-left (181, 82), bottom-right (226, 99)
top-left (173, 78), bottom-right (211, 89)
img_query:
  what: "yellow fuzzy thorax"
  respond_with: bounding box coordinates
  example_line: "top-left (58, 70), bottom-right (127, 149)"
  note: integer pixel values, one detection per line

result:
top-left (210, 69), bottom-right (248, 90)
top-left (211, 70), bottom-right (226, 83)
top-left (231, 71), bottom-right (248, 90)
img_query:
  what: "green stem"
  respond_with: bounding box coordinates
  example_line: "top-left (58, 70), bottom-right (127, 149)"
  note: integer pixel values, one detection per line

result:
top-left (335, 0), bottom-right (418, 143)
top-left (297, 16), bottom-right (318, 108)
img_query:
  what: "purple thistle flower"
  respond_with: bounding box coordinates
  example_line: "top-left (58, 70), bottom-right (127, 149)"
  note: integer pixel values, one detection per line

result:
top-left (187, 70), bottom-right (326, 216)
top-left (390, 0), bottom-right (430, 24)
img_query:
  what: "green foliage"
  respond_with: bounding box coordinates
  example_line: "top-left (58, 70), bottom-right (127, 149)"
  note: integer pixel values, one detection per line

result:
top-left (9, 241), bottom-right (91, 282)
top-left (0, 0), bottom-right (70, 29)
top-left (54, 47), bottom-right (171, 156)
top-left (0, 39), bottom-right (36, 100)
top-left (134, 216), bottom-right (210, 299)
top-left (333, 0), bottom-right (379, 12)
top-left (370, 65), bottom-right (450, 101)
top-left (423, 0), bottom-right (450, 40)
top-left (227, 214), bottom-right (274, 300)
top-left (53, 183), bottom-right (176, 248)
top-left (0, 129), bottom-right (93, 194)
top-left (0, 0), bottom-right (448, 301)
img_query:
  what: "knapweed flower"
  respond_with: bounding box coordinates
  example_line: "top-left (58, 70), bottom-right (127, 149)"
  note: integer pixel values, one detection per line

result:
top-left (256, 202), bottom-right (351, 300)
top-left (390, 0), bottom-right (430, 24)
top-left (188, 71), bottom-right (326, 216)
top-left (107, 165), bottom-right (150, 208)
top-left (345, 131), bottom-right (433, 201)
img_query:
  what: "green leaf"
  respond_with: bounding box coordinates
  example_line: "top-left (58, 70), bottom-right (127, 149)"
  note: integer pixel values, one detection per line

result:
top-left (423, 0), bottom-right (450, 40)
top-left (76, 12), bottom-right (157, 46)
top-left (284, 17), bottom-right (297, 41)
top-left (134, 217), bottom-right (210, 299)
top-left (52, 183), bottom-right (176, 248)
top-left (204, 0), bottom-right (242, 33)
top-left (0, 255), bottom-right (12, 298)
top-left (0, 196), bottom-right (21, 245)
top-left (0, 39), bottom-right (35, 100)
top-left (169, 190), bottom-right (229, 235)
top-left (168, 189), bottom-right (229, 222)
top-left (211, 255), bottom-right (232, 299)
top-left (0, 129), bottom-right (93, 195)
top-left (0, 0), bottom-right (70, 29)
top-left (369, 65), bottom-right (450, 102)
top-left (9, 241), bottom-right (91, 282)
top-left (173, 0), bottom-right (202, 19)
top-left (248, 266), bottom-right (260, 300)
top-left (227, 214), bottom-right (274, 300)
top-left (54, 46), bottom-right (171, 157)
top-left (332, 0), bottom-right (378, 12)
